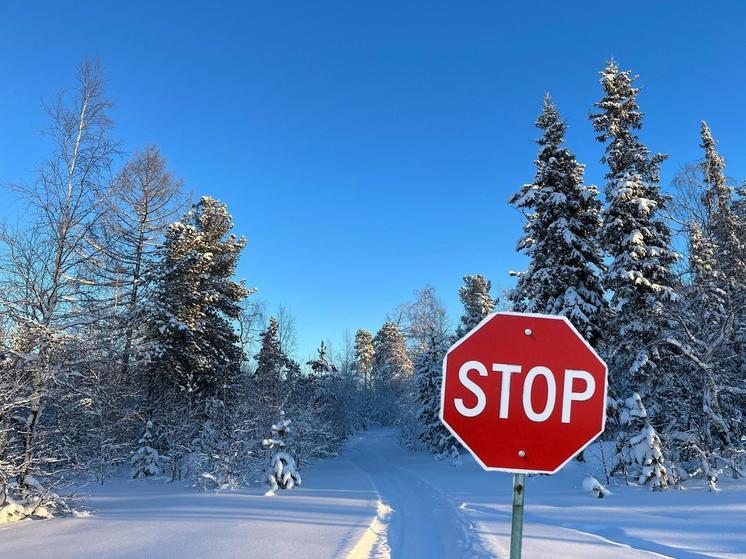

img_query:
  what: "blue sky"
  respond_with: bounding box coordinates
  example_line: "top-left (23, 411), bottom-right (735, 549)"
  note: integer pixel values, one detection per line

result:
top-left (1, 1), bottom-right (745, 360)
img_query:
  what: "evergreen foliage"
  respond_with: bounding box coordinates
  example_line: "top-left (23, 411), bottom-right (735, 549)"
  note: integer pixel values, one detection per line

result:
top-left (371, 322), bottom-right (412, 424)
top-left (353, 329), bottom-right (375, 389)
top-left (613, 394), bottom-right (669, 490)
top-left (130, 421), bottom-right (162, 479)
top-left (454, 275), bottom-right (495, 340)
top-left (254, 317), bottom-right (297, 405)
top-left (263, 411), bottom-right (301, 493)
top-left (511, 96), bottom-right (607, 346)
top-left (590, 61), bottom-right (679, 398)
top-left (143, 196), bottom-right (250, 398)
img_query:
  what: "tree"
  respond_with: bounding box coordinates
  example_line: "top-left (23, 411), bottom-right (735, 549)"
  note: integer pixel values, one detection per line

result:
top-left (398, 286), bottom-right (449, 357)
top-left (130, 421), bottom-right (162, 479)
top-left (665, 124), bottom-right (746, 484)
top-left (0, 60), bottom-right (116, 501)
top-left (590, 61), bottom-right (679, 399)
top-left (413, 337), bottom-right (458, 458)
top-left (371, 322), bottom-right (412, 424)
top-left (697, 123), bottom-right (746, 390)
top-left (511, 96), bottom-right (607, 346)
top-left (93, 146), bottom-right (184, 380)
top-left (306, 341), bottom-right (338, 375)
top-left (143, 196), bottom-right (250, 399)
top-left (253, 317), bottom-right (296, 406)
top-left (700, 122), bottom-right (744, 287)
top-left (454, 275), bottom-right (495, 340)
top-left (613, 394), bottom-right (669, 491)
top-left (353, 329), bottom-right (375, 390)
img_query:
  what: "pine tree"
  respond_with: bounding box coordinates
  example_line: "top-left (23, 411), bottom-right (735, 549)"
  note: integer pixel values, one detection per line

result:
top-left (306, 341), bottom-right (346, 439)
top-left (253, 317), bottom-right (296, 405)
top-left (700, 122), bottom-right (744, 287)
top-left (613, 394), bottom-right (669, 490)
top-left (353, 329), bottom-right (375, 390)
top-left (454, 275), bottom-right (496, 340)
top-left (511, 96), bottom-right (607, 346)
top-left (307, 341), bottom-right (338, 375)
top-left (143, 197), bottom-right (250, 398)
top-left (130, 421), bottom-right (162, 479)
top-left (413, 336), bottom-right (457, 458)
top-left (371, 322), bottom-right (412, 424)
top-left (590, 61), bottom-right (679, 398)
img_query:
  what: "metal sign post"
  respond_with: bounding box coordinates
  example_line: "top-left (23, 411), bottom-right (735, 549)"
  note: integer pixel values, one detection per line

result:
top-left (509, 473), bottom-right (525, 559)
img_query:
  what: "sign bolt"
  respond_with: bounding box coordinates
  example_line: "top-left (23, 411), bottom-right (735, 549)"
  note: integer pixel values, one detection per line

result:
top-left (518, 450), bottom-right (526, 458)
top-left (524, 328), bottom-right (532, 336)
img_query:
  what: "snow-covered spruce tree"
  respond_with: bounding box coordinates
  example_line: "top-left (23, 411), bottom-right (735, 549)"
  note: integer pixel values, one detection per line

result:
top-left (305, 341), bottom-right (348, 442)
top-left (143, 196), bottom-right (250, 399)
top-left (253, 317), bottom-right (296, 406)
top-left (130, 421), bottom-right (162, 479)
top-left (307, 341), bottom-right (338, 376)
top-left (262, 411), bottom-right (301, 494)
top-left (700, 122), bottom-right (744, 288)
top-left (371, 322), bottom-right (412, 424)
top-left (613, 394), bottom-right (669, 490)
top-left (511, 95), bottom-right (607, 347)
top-left (454, 275), bottom-right (496, 340)
top-left (353, 329), bottom-right (375, 390)
top-left (413, 336), bottom-right (458, 459)
top-left (590, 62), bottom-right (679, 399)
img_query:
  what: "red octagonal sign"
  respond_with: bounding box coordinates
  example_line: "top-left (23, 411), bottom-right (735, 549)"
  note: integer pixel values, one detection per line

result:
top-left (440, 312), bottom-right (608, 474)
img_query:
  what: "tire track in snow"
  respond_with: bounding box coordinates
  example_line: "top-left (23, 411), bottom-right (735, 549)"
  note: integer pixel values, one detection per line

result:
top-left (344, 429), bottom-right (492, 559)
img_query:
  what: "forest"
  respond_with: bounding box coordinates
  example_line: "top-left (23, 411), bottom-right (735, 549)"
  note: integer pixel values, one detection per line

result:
top-left (1, 57), bottom-right (744, 525)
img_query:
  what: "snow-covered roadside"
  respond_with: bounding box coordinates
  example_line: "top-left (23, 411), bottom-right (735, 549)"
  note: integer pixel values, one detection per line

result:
top-left (0, 448), bottom-right (379, 559)
top-left (370, 429), bottom-right (746, 559)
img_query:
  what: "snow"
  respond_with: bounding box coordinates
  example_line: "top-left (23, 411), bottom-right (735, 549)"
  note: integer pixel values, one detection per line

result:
top-left (0, 451), bottom-right (379, 559)
top-left (1, 428), bottom-right (744, 558)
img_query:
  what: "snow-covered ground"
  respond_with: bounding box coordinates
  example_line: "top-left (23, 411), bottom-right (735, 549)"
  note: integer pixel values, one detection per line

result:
top-left (1, 428), bottom-right (744, 558)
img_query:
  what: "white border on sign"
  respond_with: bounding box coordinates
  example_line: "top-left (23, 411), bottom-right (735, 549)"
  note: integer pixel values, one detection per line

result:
top-left (439, 311), bottom-right (609, 475)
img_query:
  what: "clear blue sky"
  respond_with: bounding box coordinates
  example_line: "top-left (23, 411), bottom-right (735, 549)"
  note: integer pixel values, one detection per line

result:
top-left (1, 1), bottom-right (745, 360)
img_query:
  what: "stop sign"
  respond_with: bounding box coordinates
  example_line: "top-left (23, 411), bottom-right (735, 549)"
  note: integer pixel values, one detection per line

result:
top-left (440, 312), bottom-right (607, 474)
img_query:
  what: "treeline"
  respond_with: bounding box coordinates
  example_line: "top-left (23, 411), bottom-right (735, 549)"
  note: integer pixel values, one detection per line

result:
top-left (506, 62), bottom-right (745, 490)
top-left (376, 62), bottom-right (745, 493)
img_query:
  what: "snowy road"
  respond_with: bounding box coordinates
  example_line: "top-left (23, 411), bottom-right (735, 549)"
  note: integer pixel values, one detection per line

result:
top-left (1, 428), bottom-right (744, 558)
top-left (345, 430), bottom-right (491, 558)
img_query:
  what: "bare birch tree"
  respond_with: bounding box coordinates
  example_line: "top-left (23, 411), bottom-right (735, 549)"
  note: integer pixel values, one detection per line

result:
top-left (0, 60), bottom-right (116, 501)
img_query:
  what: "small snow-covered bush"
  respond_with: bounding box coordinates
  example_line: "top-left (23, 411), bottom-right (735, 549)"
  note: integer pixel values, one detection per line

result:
top-left (263, 411), bottom-right (301, 493)
top-left (582, 475), bottom-right (611, 498)
top-left (131, 421), bottom-right (162, 479)
top-left (613, 393), bottom-right (669, 490)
